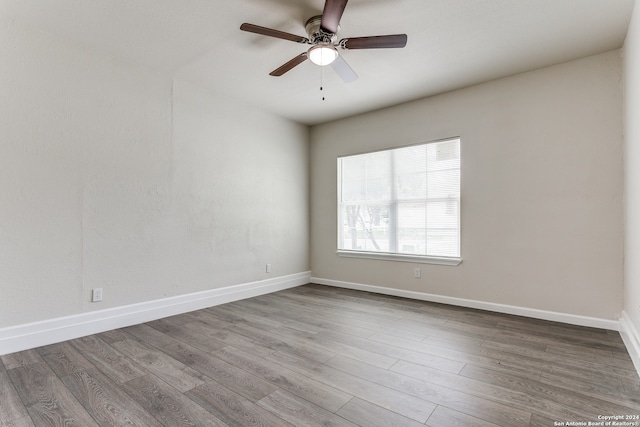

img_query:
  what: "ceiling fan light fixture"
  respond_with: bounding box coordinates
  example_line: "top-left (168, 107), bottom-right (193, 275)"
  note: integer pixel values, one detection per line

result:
top-left (308, 44), bottom-right (338, 66)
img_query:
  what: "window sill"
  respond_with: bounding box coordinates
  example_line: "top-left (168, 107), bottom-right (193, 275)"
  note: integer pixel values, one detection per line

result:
top-left (336, 250), bottom-right (462, 266)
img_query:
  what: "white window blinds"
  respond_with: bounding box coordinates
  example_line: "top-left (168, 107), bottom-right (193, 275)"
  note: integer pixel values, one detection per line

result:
top-left (338, 138), bottom-right (460, 259)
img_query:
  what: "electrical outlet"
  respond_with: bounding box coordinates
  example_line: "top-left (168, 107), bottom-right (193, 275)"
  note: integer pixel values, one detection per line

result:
top-left (92, 288), bottom-right (103, 302)
top-left (414, 268), bottom-right (421, 278)
top-left (266, 263), bottom-right (272, 273)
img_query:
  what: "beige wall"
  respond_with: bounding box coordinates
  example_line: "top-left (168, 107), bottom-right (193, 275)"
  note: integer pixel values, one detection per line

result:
top-left (311, 51), bottom-right (624, 321)
top-left (0, 20), bottom-right (310, 328)
top-left (0, 10), bottom-right (630, 334)
top-left (624, 1), bottom-right (640, 336)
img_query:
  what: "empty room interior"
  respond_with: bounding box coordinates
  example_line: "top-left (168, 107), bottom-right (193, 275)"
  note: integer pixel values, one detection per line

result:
top-left (2, 0), bottom-right (640, 426)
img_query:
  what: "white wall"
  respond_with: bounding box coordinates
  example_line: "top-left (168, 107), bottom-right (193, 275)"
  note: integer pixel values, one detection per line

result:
top-left (623, 1), bottom-right (640, 357)
top-left (311, 51), bottom-right (624, 321)
top-left (0, 20), bottom-right (309, 328)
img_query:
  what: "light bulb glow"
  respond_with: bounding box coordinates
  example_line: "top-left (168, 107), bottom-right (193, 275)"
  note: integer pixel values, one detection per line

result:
top-left (308, 44), bottom-right (338, 66)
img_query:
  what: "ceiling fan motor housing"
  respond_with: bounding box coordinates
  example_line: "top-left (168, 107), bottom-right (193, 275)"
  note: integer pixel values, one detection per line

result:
top-left (305, 15), bottom-right (338, 45)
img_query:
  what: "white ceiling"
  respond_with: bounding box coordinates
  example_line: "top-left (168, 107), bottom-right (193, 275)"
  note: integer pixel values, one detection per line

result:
top-left (1, 0), bottom-right (635, 125)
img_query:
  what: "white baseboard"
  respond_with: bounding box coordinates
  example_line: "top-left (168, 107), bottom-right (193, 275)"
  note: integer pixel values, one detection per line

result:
top-left (620, 310), bottom-right (640, 377)
top-left (0, 271), bottom-right (310, 356)
top-left (311, 277), bottom-right (620, 331)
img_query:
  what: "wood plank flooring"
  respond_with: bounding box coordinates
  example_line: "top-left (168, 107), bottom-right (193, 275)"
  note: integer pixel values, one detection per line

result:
top-left (1, 284), bottom-right (639, 426)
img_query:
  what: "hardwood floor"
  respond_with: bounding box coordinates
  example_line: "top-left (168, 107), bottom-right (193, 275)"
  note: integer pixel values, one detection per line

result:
top-left (1, 284), bottom-right (639, 426)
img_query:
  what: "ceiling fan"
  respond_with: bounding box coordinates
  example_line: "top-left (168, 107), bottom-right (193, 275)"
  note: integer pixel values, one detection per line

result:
top-left (240, 0), bottom-right (408, 83)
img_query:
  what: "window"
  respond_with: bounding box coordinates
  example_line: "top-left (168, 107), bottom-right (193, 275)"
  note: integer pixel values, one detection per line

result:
top-left (337, 138), bottom-right (461, 265)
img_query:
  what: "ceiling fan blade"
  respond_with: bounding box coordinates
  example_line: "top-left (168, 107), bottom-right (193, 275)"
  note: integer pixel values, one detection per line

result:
top-left (321, 0), bottom-right (348, 34)
top-left (331, 55), bottom-right (358, 83)
top-left (269, 53), bottom-right (308, 76)
top-left (341, 34), bottom-right (408, 49)
top-left (240, 23), bottom-right (309, 44)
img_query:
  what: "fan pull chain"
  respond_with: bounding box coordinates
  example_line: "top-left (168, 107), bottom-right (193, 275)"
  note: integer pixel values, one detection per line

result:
top-left (320, 65), bottom-right (325, 101)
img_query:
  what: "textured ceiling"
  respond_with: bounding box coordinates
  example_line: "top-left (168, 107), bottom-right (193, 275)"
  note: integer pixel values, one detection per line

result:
top-left (1, 0), bottom-right (635, 125)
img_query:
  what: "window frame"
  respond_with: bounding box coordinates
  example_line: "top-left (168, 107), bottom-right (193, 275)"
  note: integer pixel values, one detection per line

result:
top-left (336, 137), bottom-right (462, 266)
